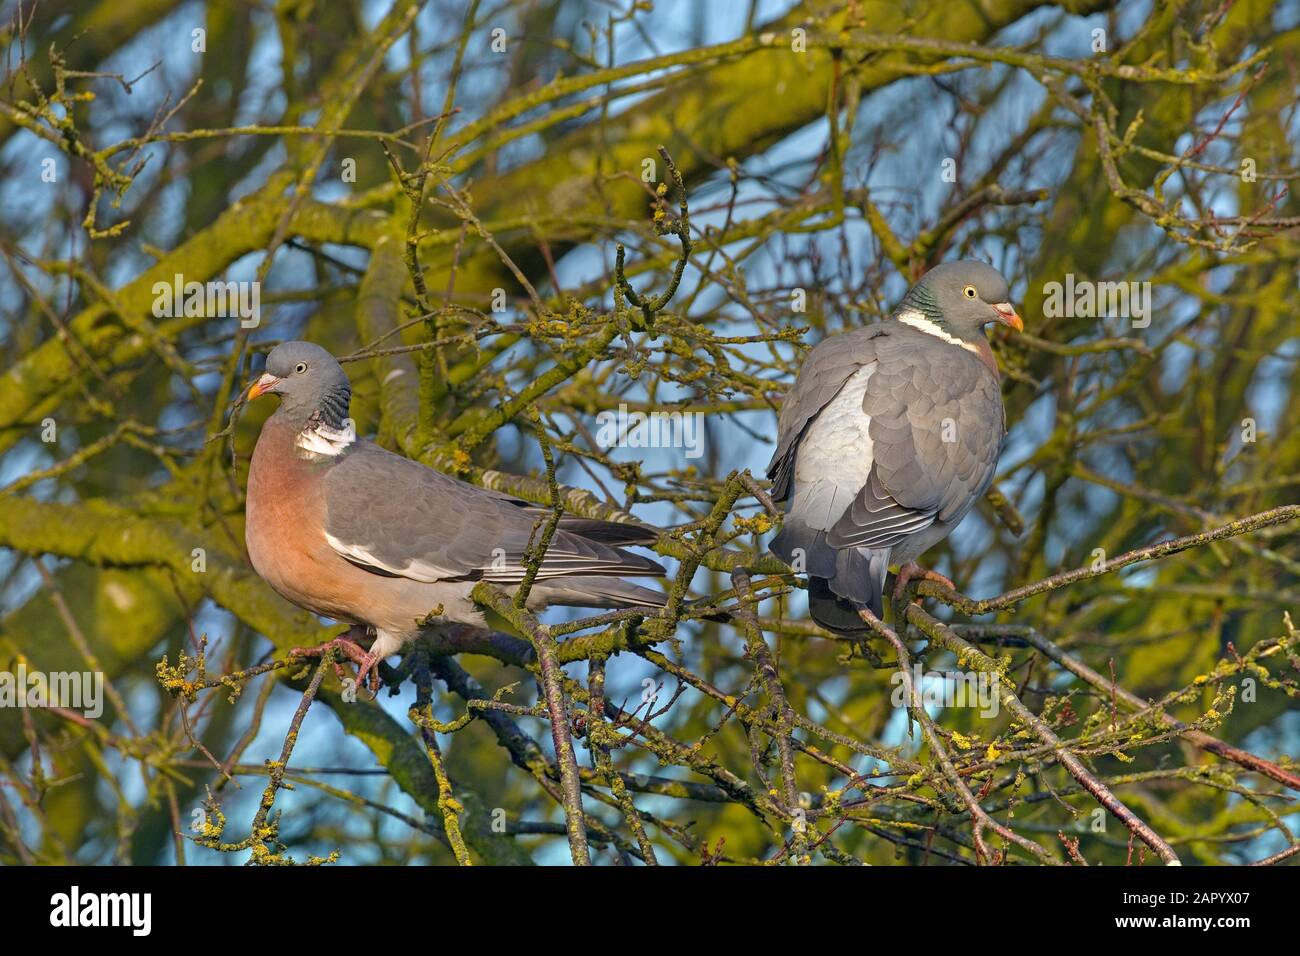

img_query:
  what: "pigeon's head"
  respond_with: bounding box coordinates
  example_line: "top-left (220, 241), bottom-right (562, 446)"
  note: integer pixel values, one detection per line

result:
top-left (896, 260), bottom-right (1022, 342)
top-left (246, 341), bottom-right (352, 426)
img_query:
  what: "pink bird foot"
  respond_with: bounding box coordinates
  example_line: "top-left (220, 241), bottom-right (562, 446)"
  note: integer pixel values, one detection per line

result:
top-left (892, 563), bottom-right (956, 603)
top-left (290, 626), bottom-right (381, 696)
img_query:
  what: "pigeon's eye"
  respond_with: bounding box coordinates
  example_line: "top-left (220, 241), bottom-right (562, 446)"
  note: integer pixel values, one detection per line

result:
top-left (294, 362), bottom-right (307, 374)
top-left (963, 285), bottom-right (978, 299)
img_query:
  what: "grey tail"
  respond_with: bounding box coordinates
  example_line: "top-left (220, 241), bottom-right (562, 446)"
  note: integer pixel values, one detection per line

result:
top-left (808, 548), bottom-right (890, 634)
top-left (526, 576), bottom-right (666, 611)
top-left (556, 517), bottom-right (660, 547)
top-left (524, 577), bottom-right (734, 624)
top-left (808, 579), bottom-right (872, 634)
top-left (770, 519), bottom-right (890, 633)
top-left (769, 519), bottom-right (837, 578)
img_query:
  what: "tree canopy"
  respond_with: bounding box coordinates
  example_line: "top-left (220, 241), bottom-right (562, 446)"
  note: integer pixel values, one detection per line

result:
top-left (0, 0), bottom-right (1297, 866)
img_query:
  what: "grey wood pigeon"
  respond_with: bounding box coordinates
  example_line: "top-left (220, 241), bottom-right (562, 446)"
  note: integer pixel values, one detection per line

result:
top-left (765, 260), bottom-right (1021, 632)
top-left (244, 341), bottom-right (666, 688)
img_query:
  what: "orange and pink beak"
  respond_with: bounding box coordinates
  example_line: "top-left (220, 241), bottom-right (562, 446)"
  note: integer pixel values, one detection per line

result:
top-left (245, 373), bottom-right (280, 401)
top-left (992, 302), bottom-right (1023, 332)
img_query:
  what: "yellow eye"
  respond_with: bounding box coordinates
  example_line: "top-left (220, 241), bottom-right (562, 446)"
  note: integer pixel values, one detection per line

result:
top-left (963, 285), bottom-right (977, 299)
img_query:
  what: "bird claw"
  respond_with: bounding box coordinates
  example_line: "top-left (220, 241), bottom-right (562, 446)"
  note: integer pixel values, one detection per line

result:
top-left (892, 563), bottom-right (955, 603)
top-left (290, 630), bottom-right (381, 697)
top-left (352, 652), bottom-right (382, 698)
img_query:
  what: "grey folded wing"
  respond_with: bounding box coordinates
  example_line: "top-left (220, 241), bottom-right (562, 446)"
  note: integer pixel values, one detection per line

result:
top-left (459, 477), bottom-right (659, 546)
top-left (827, 333), bottom-right (1004, 550)
top-left (766, 327), bottom-right (887, 502)
top-left (321, 443), bottom-right (664, 584)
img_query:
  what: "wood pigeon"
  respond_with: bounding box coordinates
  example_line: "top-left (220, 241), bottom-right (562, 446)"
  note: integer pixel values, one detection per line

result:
top-left (244, 341), bottom-right (666, 688)
top-left (765, 261), bottom-right (1022, 632)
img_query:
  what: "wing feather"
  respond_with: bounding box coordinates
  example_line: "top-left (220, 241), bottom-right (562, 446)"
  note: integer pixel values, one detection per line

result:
top-left (321, 443), bottom-right (663, 584)
top-left (827, 328), bottom-right (1004, 550)
top-left (766, 327), bottom-right (887, 502)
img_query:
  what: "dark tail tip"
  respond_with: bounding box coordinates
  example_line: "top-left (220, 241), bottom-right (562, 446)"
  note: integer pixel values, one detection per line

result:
top-left (808, 577), bottom-right (877, 635)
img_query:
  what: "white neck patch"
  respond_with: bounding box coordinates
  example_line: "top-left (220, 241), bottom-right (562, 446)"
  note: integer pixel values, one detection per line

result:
top-left (896, 309), bottom-right (980, 354)
top-left (297, 419), bottom-right (356, 457)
